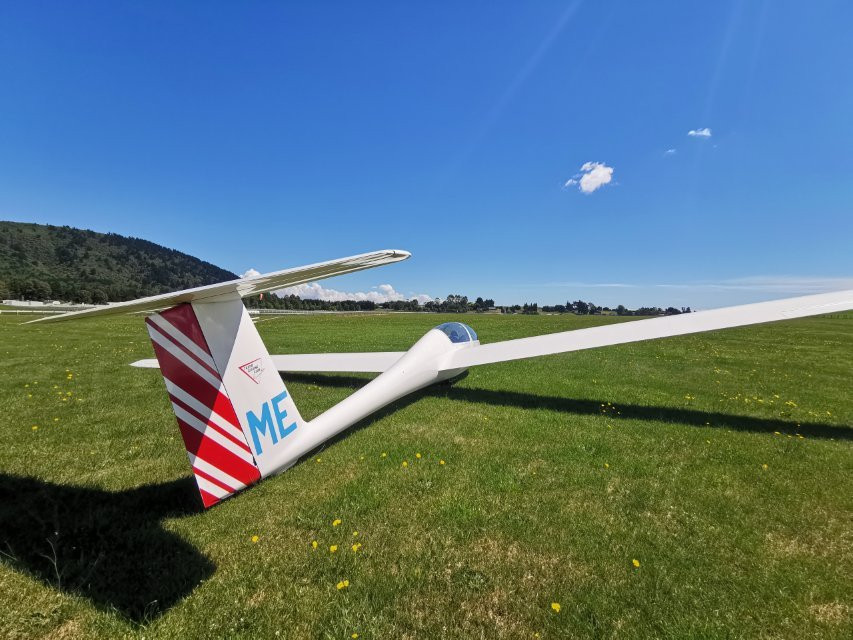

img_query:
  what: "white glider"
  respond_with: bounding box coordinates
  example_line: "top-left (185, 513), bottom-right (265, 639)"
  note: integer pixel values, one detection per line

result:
top-left (33, 250), bottom-right (853, 507)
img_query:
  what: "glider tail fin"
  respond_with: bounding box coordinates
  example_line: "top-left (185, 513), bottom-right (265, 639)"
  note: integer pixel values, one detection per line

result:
top-left (145, 296), bottom-right (304, 507)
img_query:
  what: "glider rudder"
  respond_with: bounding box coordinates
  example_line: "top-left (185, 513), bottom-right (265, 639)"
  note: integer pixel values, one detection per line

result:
top-left (145, 295), bottom-right (304, 507)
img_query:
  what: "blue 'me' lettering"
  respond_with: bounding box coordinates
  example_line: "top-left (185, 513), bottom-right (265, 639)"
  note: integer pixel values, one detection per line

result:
top-left (272, 390), bottom-right (297, 439)
top-left (247, 402), bottom-right (277, 455)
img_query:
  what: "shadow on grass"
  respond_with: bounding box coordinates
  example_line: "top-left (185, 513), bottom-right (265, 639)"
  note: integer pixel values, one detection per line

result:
top-left (0, 474), bottom-right (212, 623)
top-left (283, 373), bottom-right (852, 440)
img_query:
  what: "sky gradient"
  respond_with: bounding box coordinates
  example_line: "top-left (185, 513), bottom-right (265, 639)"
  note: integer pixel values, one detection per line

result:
top-left (2, 1), bottom-right (851, 308)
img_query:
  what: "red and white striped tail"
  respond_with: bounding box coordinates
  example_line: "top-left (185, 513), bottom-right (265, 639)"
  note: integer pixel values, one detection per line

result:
top-left (146, 304), bottom-right (260, 506)
top-left (144, 298), bottom-right (303, 507)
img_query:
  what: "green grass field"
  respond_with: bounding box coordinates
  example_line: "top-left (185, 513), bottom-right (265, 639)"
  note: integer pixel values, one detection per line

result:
top-left (1, 311), bottom-right (851, 639)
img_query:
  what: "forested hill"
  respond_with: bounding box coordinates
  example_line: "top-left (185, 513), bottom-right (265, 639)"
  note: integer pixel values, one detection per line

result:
top-left (0, 221), bottom-right (237, 303)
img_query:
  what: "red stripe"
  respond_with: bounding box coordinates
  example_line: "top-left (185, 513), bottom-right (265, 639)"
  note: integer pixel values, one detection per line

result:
top-left (151, 340), bottom-right (242, 430)
top-left (198, 488), bottom-right (221, 508)
top-left (146, 319), bottom-right (221, 380)
top-left (210, 386), bottom-right (241, 428)
top-left (169, 393), bottom-right (250, 453)
top-left (193, 466), bottom-right (237, 494)
top-left (149, 336), bottom-right (220, 392)
top-left (176, 419), bottom-right (261, 486)
top-left (151, 336), bottom-right (231, 413)
top-left (159, 303), bottom-right (211, 354)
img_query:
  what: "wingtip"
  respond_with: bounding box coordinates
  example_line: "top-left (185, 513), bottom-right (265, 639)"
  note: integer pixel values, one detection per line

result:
top-left (23, 314), bottom-right (58, 325)
top-left (130, 359), bottom-right (160, 368)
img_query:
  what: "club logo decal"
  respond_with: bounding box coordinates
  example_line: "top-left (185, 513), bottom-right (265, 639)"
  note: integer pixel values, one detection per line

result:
top-left (238, 358), bottom-right (265, 384)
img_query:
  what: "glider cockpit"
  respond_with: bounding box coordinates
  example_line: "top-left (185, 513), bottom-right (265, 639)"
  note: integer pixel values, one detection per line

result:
top-left (435, 322), bottom-right (478, 344)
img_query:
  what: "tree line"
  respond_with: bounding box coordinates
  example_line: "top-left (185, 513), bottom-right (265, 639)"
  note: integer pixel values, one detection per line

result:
top-left (2, 279), bottom-right (692, 317)
top-left (243, 293), bottom-right (691, 316)
top-left (1, 278), bottom-right (691, 318)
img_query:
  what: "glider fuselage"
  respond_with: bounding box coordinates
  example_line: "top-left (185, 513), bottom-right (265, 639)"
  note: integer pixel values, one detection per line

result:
top-left (264, 323), bottom-right (478, 475)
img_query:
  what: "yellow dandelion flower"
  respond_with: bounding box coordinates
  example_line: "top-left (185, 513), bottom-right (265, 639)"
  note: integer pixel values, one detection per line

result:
top-left (439, 460), bottom-right (446, 466)
top-left (311, 540), bottom-right (318, 550)
top-left (415, 452), bottom-right (421, 459)
top-left (330, 545), bottom-right (338, 553)
top-left (352, 531), bottom-right (358, 537)
top-left (251, 535), bottom-right (259, 543)
top-left (31, 425), bottom-right (38, 431)
top-left (332, 518), bottom-right (342, 527)
top-left (53, 418), bottom-right (59, 422)
top-left (336, 580), bottom-right (346, 590)
top-left (351, 543), bottom-right (362, 552)
top-left (352, 634), bottom-right (359, 639)
top-left (604, 463), bottom-right (609, 469)
top-left (762, 463), bottom-right (768, 470)
top-left (632, 559), bottom-right (640, 568)
top-left (381, 452), bottom-right (387, 458)
top-left (401, 460), bottom-right (408, 468)
top-left (316, 457), bottom-right (322, 463)
top-left (551, 602), bottom-right (561, 613)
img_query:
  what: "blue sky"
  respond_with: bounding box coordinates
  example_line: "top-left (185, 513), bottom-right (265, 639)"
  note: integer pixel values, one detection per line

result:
top-left (2, 1), bottom-right (851, 308)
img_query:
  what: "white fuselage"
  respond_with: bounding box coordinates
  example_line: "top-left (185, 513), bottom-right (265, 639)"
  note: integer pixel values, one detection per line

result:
top-left (265, 327), bottom-right (476, 475)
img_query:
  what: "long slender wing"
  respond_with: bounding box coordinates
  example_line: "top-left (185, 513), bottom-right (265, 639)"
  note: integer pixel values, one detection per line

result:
top-left (131, 352), bottom-right (406, 373)
top-left (27, 249), bottom-right (410, 324)
top-left (447, 289), bottom-right (853, 369)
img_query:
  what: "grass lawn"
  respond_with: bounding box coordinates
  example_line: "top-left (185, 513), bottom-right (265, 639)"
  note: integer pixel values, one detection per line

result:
top-left (1, 311), bottom-right (851, 639)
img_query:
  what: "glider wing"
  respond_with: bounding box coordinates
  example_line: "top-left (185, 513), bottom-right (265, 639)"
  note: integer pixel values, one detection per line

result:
top-left (446, 289), bottom-right (853, 369)
top-left (27, 249), bottom-right (411, 324)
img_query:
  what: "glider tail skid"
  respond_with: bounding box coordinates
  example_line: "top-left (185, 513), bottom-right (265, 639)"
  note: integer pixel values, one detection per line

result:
top-left (145, 295), bottom-right (305, 507)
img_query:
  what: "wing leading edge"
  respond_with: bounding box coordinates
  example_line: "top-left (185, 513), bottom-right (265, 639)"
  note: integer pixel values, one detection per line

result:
top-left (447, 288), bottom-right (853, 369)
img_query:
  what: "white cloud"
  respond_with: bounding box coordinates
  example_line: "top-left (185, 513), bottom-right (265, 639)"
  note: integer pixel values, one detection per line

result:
top-left (665, 148), bottom-right (677, 155)
top-left (274, 282), bottom-right (435, 304)
top-left (687, 127), bottom-right (712, 138)
top-left (563, 161), bottom-right (614, 194)
top-left (240, 268), bottom-right (261, 278)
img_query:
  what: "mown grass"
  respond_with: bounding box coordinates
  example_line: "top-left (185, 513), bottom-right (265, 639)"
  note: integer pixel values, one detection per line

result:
top-left (1, 311), bottom-right (851, 639)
